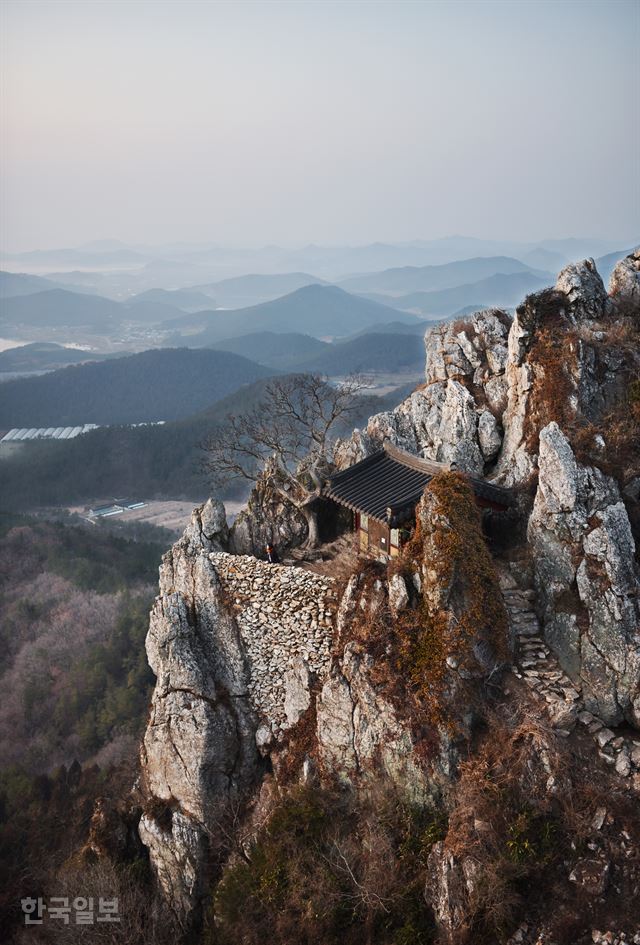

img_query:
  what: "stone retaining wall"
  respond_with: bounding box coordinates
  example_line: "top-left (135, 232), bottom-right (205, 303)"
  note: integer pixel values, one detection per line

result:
top-left (208, 552), bottom-right (338, 730)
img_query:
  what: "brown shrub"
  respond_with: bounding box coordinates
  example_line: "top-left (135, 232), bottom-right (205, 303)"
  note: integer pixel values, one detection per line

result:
top-left (524, 326), bottom-right (580, 452)
top-left (35, 858), bottom-right (178, 945)
top-left (449, 318), bottom-right (478, 340)
top-left (387, 473), bottom-right (509, 728)
top-left (430, 691), bottom-right (640, 945)
top-left (142, 795), bottom-right (178, 832)
top-left (273, 697), bottom-right (320, 785)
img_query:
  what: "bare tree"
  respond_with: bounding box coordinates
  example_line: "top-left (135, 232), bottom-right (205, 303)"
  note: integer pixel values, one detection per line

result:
top-left (201, 373), bottom-right (365, 548)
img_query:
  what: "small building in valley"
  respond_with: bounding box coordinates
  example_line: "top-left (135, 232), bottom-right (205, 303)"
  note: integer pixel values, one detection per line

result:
top-left (323, 442), bottom-right (511, 558)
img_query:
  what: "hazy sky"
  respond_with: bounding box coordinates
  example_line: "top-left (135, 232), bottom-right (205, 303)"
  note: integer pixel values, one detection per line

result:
top-left (1, 0), bottom-right (638, 252)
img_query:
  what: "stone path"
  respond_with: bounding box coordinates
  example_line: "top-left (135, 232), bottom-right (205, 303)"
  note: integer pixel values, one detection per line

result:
top-left (497, 564), bottom-right (640, 786)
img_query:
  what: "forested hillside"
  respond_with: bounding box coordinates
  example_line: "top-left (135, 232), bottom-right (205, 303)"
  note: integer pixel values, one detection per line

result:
top-left (0, 288), bottom-right (123, 329)
top-left (209, 329), bottom-right (426, 372)
top-left (0, 379), bottom-right (414, 510)
top-left (0, 514), bottom-right (168, 773)
top-left (0, 514), bottom-right (174, 941)
top-left (0, 341), bottom-right (110, 373)
top-left (297, 330), bottom-right (425, 373)
top-left (0, 347), bottom-right (273, 427)
top-left (209, 331), bottom-right (330, 369)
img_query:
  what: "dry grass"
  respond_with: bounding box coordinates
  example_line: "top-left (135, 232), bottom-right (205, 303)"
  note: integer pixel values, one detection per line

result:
top-left (428, 689), bottom-right (640, 945)
top-left (569, 376), bottom-right (640, 478)
top-left (335, 474), bottom-right (508, 734)
top-left (524, 326), bottom-right (580, 452)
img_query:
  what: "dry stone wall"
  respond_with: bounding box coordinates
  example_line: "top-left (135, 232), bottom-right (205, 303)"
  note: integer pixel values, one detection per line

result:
top-left (209, 552), bottom-right (338, 731)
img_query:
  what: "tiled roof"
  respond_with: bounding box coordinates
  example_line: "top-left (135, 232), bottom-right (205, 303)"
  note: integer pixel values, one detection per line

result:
top-left (324, 442), bottom-right (511, 525)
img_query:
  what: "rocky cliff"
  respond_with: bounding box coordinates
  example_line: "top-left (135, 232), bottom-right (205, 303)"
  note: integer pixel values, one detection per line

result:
top-left (335, 252), bottom-right (640, 725)
top-left (134, 251), bottom-right (640, 944)
top-left (138, 512), bottom-right (338, 924)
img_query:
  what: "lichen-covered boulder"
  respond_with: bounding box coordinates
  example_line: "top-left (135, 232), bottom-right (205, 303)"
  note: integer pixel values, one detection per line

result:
top-left (425, 841), bottom-right (479, 942)
top-left (283, 658), bottom-right (312, 727)
top-left (424, 309), bottom-right (511, 400)
top-left (138, 810), bottom-right (209, 926)
top-left (316, 641), bottom-right (437, 803)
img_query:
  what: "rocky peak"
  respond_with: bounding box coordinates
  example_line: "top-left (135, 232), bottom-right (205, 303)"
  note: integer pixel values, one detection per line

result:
top-left (338, 252), bottom-right (637, 491)
top-left (424, 308), bottom-right (511, 394)
top-left (228, 457), bottom-right (307, 556)
top-left (183, 497), bottom-right (229, 553)
top-left (609, 247), bottom-right (640, 309)
top-left (133, 250), bottom-right (640, 942)
top-left (335, 308), bottom-right (511, 476)
top-left (555, 256), bottom-right (611, 321)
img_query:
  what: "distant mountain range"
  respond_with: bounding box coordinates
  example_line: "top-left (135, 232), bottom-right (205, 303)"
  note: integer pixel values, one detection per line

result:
top-left (2, 245), bottom-right (635, 341)
top-left (1, 271), bottom-right (67, 299)
top-left (2, 246), bottom-right (147, 269)
top-left (594, 246), bottom-right (638, 284)
top-left (362, 271), bottom-right (551, 316)
top-left (192, 272), bottom-right (326, 309)
top-left (0, 285), bottom-right (196, 331)
top-left (520, 247), bottom-right (568, 272)
top-left (0, 280), bottom-right (421, 342)
top-left (338, 256), bottom-right (551, 296)
top-left (0, 348), bottom-right (273, 427)
top-left (4, 236), bottom-right (634, 290)
top-left (129, 287), bottom-right (216, 311)
top-left (168, 284), bottom-right (421, 344)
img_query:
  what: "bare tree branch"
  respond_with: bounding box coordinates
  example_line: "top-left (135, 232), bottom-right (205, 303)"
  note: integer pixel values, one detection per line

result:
top-left (200, 373), bottom-right (366, 547)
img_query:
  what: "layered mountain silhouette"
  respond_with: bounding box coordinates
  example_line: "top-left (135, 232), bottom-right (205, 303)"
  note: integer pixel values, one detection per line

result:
top-left (169, 284), bottom-right (420, 344)
top-left (338, 255), bottom-right (550, 295)
top-left (362, 271), bottom-right (551, 315)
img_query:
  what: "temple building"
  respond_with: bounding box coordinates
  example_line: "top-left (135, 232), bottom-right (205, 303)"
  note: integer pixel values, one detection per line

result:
top-left (323, 442), bottom-right (512, 558)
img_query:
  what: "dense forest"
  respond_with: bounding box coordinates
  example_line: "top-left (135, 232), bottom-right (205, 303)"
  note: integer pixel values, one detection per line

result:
top-left (0, 514), bottom-right (175, 940)
top-left (0, 514), bottom-right (168, 771)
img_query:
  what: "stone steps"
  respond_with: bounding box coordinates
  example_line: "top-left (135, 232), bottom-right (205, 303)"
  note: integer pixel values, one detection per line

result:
top-left (496, 560), bottom-right (639, 784)
top-left (500, 567), bottom-right (581, 728)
